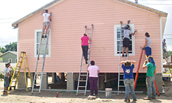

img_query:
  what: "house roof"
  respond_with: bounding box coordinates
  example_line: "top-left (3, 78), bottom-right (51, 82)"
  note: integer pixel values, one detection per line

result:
top-left (12, 0), bottom-right (167, 28)
top-left (0, 51), bottom-right (17, 57)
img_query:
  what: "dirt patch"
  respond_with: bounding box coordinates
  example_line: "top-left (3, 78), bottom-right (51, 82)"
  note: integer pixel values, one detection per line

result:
top-left (1, 80), bottom-right (172, 103)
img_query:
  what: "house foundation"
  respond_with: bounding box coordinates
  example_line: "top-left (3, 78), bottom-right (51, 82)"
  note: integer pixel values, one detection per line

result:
top-left (155, 73), bottom-right (163, 92)
top-left (67, 72), bottom-right (74, 90)
top-left (18, 72), bottom-right (26, 89)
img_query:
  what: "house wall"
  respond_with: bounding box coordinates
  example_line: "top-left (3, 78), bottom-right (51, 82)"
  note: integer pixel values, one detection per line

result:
top-left (18, 0), bottom-right (162, 73)
top-left (0, 53), bottom-right (17, 63)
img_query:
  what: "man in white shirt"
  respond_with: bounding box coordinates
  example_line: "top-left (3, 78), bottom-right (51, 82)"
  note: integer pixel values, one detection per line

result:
top-left (87, 60), bottom-right (99, 96)
top-left (41, 9), bottom-right (52, 38)
top-left (3, 63), bottom-right (11, 95)
top-left (122, 25), bottom-right (137, 57)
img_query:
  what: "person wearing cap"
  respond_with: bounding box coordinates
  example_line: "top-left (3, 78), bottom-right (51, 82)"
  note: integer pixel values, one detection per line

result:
top-left (3, 63), bottom-right (11, 95)
top-left (81, 33), bottom-right (91, 64)
top-left (41, 9), bottom-right (52, 38)
top-left (142, 56), bottom-right (156, 100)
top-left (121, 60), bottom-right (137, 102)
top-left (142, 32), bottom-right (152, 57)
top-left (122, 25), bottom-right (137, 57)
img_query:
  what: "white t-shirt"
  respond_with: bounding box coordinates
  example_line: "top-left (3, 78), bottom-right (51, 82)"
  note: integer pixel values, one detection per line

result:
top-left (88, 65), bottom-right (99, 77)
top-left (146, 37), bottom-right (151, 47)
top-left (4, 67), bottom-right (9, 77)
top-left (124, 29), bottom-right (132, 39)
top-left (42, 13), bottom-right (51, 22)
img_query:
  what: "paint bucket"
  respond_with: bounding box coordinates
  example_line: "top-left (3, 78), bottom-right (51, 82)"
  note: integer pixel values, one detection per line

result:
top-left (105, 88), bottom-right (112, 98)
top-left (56, 92), bottom-right (59, 98)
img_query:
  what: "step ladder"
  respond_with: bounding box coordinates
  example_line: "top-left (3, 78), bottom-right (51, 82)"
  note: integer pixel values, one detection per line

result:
top-left (8, 51), bottom-right (32, 91)
top-left (76, 24), bottom-right (93, 96)
top-left (134, 50), bottom-right (160, 96)
top-left (117, 21), bottom-right (130, 95)
top-left (31, 24), bottom-right (51, 94)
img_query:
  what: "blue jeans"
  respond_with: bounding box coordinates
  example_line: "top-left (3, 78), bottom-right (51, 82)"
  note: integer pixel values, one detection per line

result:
top-left (124, 79), bottom-right (137, 101)
top-left (146, 76), bottom-right (156, 98)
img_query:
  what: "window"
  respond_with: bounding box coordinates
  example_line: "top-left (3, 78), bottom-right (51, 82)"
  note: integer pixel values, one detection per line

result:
top-left (8, 58), bottom-right (12, 63)
top-left (15, 58), bottom-right (17, 63)
top-left (35, 29), bottom-right (51, 57)
top-left (114, 24), bottom-right (135, 56)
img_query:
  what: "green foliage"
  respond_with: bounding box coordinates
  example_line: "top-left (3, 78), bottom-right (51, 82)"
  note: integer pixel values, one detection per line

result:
top-left (0, 72), bottom-right (4, 80)
top-left (0, 42), bottom-right (17, 53)
top-left (167, 51), bottom-right (172, 57)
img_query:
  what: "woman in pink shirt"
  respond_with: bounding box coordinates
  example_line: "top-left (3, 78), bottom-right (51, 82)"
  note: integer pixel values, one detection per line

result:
top-left (81, 33), bottom-right (91, 64)
top-left (87, 61), bottom-right (99, 96)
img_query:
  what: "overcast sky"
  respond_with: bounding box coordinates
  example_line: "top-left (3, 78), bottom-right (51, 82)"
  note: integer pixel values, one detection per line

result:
top-left (0, 0), bottom-right (172, 50)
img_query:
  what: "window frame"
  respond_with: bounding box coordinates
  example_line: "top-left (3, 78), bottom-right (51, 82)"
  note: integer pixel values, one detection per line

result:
top-left (114, 24), bottom-right (135, 56)
top-left (34, 29), bottom-right (51, 57)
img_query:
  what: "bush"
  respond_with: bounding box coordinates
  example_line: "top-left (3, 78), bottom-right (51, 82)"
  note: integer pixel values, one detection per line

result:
top-left (0, 72), bottom-right (4, 80)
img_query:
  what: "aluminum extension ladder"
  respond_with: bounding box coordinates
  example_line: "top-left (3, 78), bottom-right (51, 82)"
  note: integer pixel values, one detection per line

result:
top-left (31, 24), bottom-right (51, 94)
top-left (76, 24), bottom-right (93, 96)
top-left (8, 51), bottom-right (32, 91)
top-left (117, 21), bottom-right (130, 95)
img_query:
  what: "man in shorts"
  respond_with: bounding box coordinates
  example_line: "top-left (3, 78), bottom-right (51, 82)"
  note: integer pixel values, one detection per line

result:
top-left (3, 63), bottom-right (11, 95)
top-left (122, 25), bottom-right (137, 57)
top-left (41, 9), bottom-right (52, 38)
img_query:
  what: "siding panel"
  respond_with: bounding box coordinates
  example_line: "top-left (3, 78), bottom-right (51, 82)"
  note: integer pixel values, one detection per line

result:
top-left (18, 0), bottom-right (162, 73)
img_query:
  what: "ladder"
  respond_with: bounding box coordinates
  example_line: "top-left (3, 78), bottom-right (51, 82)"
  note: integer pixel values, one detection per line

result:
top-left (76, 24), bottom-right (93, 96)
top-left (8, 51), bottom-right (32, 91)
top-left (31, 24), bottom-right (51, 94)
top-left (117, 21), bottom-right (129, 95)
top-left (134, 50), bottom-right (160, 96)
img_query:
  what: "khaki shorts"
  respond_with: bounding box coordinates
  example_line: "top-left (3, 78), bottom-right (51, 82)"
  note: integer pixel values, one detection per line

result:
top-left (43, 21), bottom-right (50, 26)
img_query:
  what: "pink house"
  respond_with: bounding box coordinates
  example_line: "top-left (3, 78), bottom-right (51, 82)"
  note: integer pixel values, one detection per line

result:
top-left (13, 0), bottom-right (167, 92)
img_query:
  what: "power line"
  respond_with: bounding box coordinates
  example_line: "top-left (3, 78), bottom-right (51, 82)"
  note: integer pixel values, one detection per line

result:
top-left (0, 17), bottom-right (20, 20)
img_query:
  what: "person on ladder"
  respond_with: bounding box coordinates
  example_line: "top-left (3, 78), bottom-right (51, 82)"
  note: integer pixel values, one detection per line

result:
top-left (81, 33), bottom-right (91, 64)
top-left (142, 32), bottom-right (151, 57)
top-left (162, 39), bottom-right (167, 58)
top-left (3, 63), bottom-right (11, 95)
top-left (41, 9), bottom-right (52, 38)
top-left (121, 60), bottom-right (137, 102)
top-left (142, 56), bottom-right (156, 100)
top-left (122, 25), bottom-right (137, 57)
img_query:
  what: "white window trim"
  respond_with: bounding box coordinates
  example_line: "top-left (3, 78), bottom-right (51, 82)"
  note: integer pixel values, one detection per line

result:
top-left (34, 29), bottom-right (51, 57)
top-left (8, 58), bottom-right (12, 63)
top-left (114, 24), bottom-right (135, 56)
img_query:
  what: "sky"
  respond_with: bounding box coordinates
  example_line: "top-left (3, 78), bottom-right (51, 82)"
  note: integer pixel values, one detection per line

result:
top-left (0, 0), bottom-right (172, 50)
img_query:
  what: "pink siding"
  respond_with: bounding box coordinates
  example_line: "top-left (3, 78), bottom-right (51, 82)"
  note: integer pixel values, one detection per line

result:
top-left (18, 0), bottom-right (162, 73)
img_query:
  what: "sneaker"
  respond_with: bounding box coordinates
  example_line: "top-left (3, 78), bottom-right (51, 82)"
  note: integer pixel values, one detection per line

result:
top-left (133, 99), bottom-right (137, 101)
top-left (42, 35), bottom-right (44, 38)
top-left (152, 97), bottom-right (156, 99)
top-left (122, 54), bottom-right (124, 57)
top-left (45, 35), bottom-right (47, 38)
top-left (85, 61), bottom-right (88, 64)
top-left (124, 99), bottom-right (130, 102)
top-left (143, 97), bottom-right (151, 100)
top-left (125, 55), bottom-right (127, 57)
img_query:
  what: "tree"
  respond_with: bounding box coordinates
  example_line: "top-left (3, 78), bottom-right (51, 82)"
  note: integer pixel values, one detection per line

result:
top-left (0, 42), bottom-right (17, 53)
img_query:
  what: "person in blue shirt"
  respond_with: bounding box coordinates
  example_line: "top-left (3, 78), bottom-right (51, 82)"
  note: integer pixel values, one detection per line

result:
top-left (121, 60), bottom-right (137, 102)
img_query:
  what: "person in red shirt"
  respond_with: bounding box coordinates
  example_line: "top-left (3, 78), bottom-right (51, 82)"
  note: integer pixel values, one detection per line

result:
top-left (81, 33), bottom-right (91, 64)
